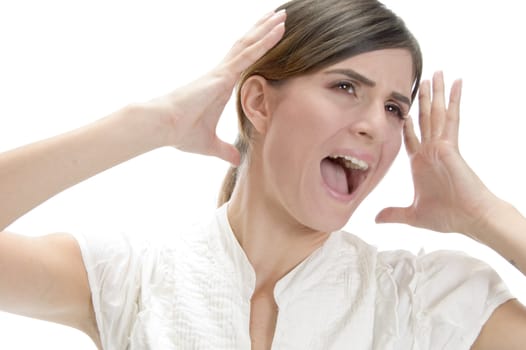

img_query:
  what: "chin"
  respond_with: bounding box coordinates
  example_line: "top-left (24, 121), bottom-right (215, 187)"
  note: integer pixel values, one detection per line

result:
top-left (298, 200), bottom-right (360, 234)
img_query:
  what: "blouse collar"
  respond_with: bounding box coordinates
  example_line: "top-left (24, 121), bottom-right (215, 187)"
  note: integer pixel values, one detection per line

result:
top-left (215, 202), bottom-right (341, 307)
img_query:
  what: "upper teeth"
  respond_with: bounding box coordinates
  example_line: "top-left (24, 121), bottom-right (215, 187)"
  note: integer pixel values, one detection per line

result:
top-left (329, 155), bottom-right (369, 171)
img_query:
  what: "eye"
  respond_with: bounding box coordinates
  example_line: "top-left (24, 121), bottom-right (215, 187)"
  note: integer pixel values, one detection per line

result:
top-left (334, 81), bottom-right (356, 94)
top-left (385, 103), bottom-right (406, 120)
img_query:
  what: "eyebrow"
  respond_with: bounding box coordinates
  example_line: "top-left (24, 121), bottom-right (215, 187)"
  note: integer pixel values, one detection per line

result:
top-left (324, 68), bottom-right (411, 107)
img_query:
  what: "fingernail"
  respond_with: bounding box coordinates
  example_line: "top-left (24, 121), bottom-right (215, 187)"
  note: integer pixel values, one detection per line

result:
top-left (273, 9), bottom-right (286, 17)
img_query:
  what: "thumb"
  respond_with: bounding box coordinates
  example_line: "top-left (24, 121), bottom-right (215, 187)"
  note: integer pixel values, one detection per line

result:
top-left (211, 138), bottom-right (241, 167)
top-left (375, 206), bottom-right (413, 225)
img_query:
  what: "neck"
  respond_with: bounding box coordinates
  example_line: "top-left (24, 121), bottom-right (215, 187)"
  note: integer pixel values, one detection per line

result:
top-left (227, 163), bottom-right (330, 294)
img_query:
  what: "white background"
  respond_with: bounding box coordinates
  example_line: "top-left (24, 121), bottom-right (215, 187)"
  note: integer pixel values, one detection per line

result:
top-left (1, 0), bottom-right (525, 348)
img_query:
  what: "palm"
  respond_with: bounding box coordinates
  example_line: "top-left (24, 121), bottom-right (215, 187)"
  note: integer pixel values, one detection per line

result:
top-left (377, 73), bottom-right (495, 235)
top-left (407, 138), bottom-right (491, 233)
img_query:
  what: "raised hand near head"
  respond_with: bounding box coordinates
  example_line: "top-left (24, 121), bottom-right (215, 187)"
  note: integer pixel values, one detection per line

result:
top-left (376, 72), bottom-right (499, 238)
top-left (146, 10), bottom-right (286, 166)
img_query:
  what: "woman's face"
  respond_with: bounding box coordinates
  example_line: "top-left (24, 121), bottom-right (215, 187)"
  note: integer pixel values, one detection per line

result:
top-left (259, 48), bottom-right (414, 232)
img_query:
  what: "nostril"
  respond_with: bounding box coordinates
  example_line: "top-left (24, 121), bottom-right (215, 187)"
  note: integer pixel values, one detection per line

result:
top-left (350, 118), bottom-right (378, 140)
top-left (358, 130), bottom-right (373, 139)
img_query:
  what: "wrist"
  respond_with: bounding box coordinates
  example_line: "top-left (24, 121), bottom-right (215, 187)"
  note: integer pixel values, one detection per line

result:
top-left (465, 196), bottom-right (519, 244)
top-left (120, 102), bottom-right (173, 149)
top-left (466, 197), bottom-right (526, 274)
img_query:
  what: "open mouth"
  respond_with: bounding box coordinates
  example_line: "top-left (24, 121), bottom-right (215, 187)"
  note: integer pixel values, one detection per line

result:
top-left (320, 154), bottom-right (370, 198)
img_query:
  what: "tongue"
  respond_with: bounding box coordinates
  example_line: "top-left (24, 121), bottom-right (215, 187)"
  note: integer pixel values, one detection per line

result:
top-left (320, 158), bottom-right (348, 195)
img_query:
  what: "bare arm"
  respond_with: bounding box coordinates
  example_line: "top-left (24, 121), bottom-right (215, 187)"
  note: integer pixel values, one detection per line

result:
top-left (0, 106), bottom-right (168, 231)
top-left (0, 232), bottom-right (100, 344)
top-left (0, 9), bottom-right (286, 345)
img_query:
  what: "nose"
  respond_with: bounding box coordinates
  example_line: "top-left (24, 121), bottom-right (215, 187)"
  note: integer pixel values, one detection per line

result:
top-left (349, 102), bottom-right (387, 142)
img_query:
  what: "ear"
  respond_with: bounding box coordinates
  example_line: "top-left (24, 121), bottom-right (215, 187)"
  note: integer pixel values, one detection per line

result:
top-left (240, 75), bottom-right (274, 135)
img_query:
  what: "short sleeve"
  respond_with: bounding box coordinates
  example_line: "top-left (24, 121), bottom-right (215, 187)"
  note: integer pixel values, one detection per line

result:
top-left (72, 231), bottom-right (145, 350)
top-left (417, 250), bottom-right (514, 348)
top-left (377, 249), bottom-right (514, 349)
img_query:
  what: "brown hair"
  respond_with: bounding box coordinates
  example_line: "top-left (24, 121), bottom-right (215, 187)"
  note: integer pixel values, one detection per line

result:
top-left (217, 0), bottom-right (423, 206)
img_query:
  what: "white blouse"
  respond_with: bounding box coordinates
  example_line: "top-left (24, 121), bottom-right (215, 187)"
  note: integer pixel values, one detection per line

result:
top-left (74, 204), bottom-right (513, 349)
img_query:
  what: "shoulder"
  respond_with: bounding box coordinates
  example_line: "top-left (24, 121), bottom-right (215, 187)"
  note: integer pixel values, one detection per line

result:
top-left (72, 212), bottom-right (214, 263)
top-left (376, 248), bottom-right (512, 315)
top-left (375, 247), bottom-right (514, 348)
top-left (70, 220), bottom-right (215, 349)
top-left (326, 231), bottom-right (509, 295)
top-left (377, 248), bottom-right (510, 296)
top-left (331, 230), bottom-right (378, 257)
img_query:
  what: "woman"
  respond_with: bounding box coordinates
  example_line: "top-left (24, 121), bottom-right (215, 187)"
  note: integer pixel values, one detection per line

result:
top-left (1, 0), bottom-right (525, 349)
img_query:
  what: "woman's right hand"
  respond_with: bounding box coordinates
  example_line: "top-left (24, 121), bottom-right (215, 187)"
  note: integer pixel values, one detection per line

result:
top-left (0, 9), bottom-right (286, 231)
top-left (146, 10), bottom-right (286, 166)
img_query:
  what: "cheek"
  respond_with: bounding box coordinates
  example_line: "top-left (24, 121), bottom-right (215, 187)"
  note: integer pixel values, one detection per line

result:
top-left (262, 101), bottom-right (328, 188)
top-left (262, 112), bottom-right (303, 176)
top-left (266, 98), bottom-right (329, 150)
top-left (390, 127), bottom-right (403, 152)
top-left (372, 125), bottom-right (403, 179)
top-left (382, 128), bottom-right (403, 165)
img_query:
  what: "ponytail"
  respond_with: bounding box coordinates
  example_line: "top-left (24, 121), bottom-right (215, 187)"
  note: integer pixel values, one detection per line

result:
top-left (217, 136), bottom-right (250, 207)
top-left (217, 166), bottom-right (238, 207)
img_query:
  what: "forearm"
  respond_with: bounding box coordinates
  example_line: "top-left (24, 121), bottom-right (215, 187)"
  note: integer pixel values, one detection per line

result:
top-left (468, 199), bottom-right (526, 276)
top-left (0, 104), bottom-right (169, 230)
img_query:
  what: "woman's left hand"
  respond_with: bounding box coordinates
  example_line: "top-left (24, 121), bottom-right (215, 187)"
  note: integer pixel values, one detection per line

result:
top-left (375, 72), bottom-right (500, 237)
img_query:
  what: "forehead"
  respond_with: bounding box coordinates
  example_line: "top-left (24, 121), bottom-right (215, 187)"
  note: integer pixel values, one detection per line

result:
top-left (282, 48), bottom-right (412, 95)
top-left (318, 48), bottom-right (414, 92)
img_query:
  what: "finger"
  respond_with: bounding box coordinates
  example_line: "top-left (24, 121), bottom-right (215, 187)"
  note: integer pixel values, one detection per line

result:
top-left (232, 10), bottom-right (285, 54)
top-left (210, 138), bottom-right (241, 166)
top-left (247, 9), bottom-right (286, 44)
top-left (403, 115), bottom-right (420, 156)
top-left (254, 10), bottom-right (277, 26)
top-left (430, 71), bottom-right (446, 138)
top-left (375, 207), bottom-right (414, 225)
top-left (225, 10), bottom-right (287, 74)
top-left (418, 80), bottom-right (431, 141)
top-left (443, 79), bottom-right (462, 147)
